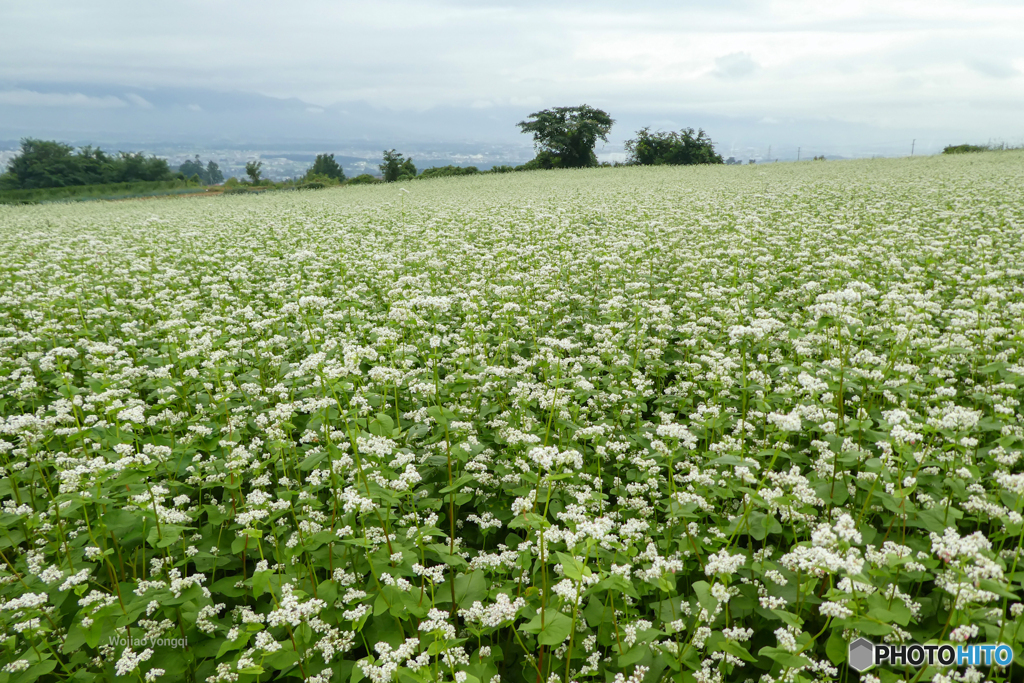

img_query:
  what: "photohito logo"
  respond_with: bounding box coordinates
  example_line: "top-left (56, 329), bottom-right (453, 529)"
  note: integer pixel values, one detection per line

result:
top-left (848, 638), bottom-right (1014, 672)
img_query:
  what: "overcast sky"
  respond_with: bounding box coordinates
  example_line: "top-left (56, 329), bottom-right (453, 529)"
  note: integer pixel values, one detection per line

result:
top-left (1, 0), bottom-right (1021, 158)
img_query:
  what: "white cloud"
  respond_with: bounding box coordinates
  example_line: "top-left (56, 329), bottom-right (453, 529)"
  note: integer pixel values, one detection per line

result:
top-left (186, 103), bottom-right (202, 111)
top-left (0, 89), bottom-right (126, 108)
top-left (713, 52), bottom-right (757, 79)
top-left (124, 93), bottom-right (154, 108)
top-left (967, 60), bottom-right (1018, 79)
top-left (0, 0), bottom-right (1020, 142)
top-left (509, 96), bottom-right (543, 108)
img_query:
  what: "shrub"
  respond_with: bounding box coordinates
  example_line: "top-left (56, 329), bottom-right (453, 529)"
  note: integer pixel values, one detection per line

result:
top-left (943, 144), bottom-right (989, 154)
top-left (625, 127), bottom-right (723, 165)
top-left (417, 165), bottom-right (480, 180)
top-left (346, 174), bottom-right (381, 185)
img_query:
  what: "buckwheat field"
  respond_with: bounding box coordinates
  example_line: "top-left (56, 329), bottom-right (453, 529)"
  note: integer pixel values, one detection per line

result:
top-left (2, 152), bottom-right (1024, 683)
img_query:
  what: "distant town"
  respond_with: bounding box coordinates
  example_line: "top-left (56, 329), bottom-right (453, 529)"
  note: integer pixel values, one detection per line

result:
top-left (0, 141), bottom-right (864, 183)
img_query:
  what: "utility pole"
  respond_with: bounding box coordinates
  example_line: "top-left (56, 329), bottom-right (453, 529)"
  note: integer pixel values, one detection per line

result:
top-left (911, 139), bottom-right (915, 156)
top-left (797, 147), bottom-right (801, 161)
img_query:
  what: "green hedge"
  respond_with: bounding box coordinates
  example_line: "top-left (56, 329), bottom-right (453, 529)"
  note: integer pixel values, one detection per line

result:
top-left (0, 179), bottom-right (194, 204)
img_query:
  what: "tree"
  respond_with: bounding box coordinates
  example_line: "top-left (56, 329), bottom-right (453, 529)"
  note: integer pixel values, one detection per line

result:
top-left (379, 150), bottom-right (416, 182)
top-left (179, 155), bottom-right (209, 185)
top-left (625, 127), bottom-right (724, 166)
top-left (1, 138), bottom-right (175, 190)
top-left (245, 160), bottom-right (263, 184)
top-left (347, 174), bottom-right (380, 185)
top-left (5, 139), bottom-right (79, 189)
top-left (516, 105), bottom-right (614, 168)
top-left (943, 144), bottom-right (987, 154)
top-left (306, 154), bottom-right (345, 182)
top-left (417, 165), bottom-right (479, 180)
top-left (176, 156), bottom-right (223, 185)
top-left (206, 160), bottom-right (224, 185)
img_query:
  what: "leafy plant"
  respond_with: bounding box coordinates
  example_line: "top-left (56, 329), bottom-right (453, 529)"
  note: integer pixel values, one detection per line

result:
top-left (625, 128), bottom-right (723, 166)
top-left (517, 105), bottom-right (614, 168)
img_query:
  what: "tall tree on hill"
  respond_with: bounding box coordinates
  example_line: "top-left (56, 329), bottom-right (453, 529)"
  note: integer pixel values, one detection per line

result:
top-left (379, 150), bottom-right (416, 182)
top-left (179, 155), bottom-right (210, 184)
top-left (516, 105), bottom-right (614, 168)
top-left (206, 160), bottom-right (224, 185)
top-left (245, 160), bottom-right (263, 184)
top-left (306, 154), bottom-right (345, 182)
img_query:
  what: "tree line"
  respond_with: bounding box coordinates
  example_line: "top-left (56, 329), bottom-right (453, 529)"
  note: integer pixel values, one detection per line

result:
top-left (0, 139), bottom-right (178, 191)
top-left (375, 104), bottom-right (724, 182)
top-left (0, 140), bottom-right (231, 192)
top-left (1, 104), bottom-right (726, 193)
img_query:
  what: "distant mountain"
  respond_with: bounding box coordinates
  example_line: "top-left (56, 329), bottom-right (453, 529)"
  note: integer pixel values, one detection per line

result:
top-left (0, 81), bottom-right (949, 164)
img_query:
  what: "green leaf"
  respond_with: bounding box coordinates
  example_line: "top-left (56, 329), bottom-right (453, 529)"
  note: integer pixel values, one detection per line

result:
top-left (426, 406), bottom-right (452, 428)
top-left (619, 642), bottom-right (648, 666)
top-left (758, 646), bottom-right (812, 669)
top-left (825, 630), bottom-right (847, 665)
top-left (770, 610), bottom-right (804, 629)
top-left (299, 450), bottom-right (327, 470)
top-left (583, 597), bottom-right (610, 628)
top-left (747, 511), bottom-right (783, 540)
top-left (556, 552), bottom-right (591, 582)
top-left (11, 660), bottom-right (57, 683)
top-left (147, 524), bottom-right (187, 548)
top-left (369, 413), bottom-right (395, 436)
top-left (717, 640), bottom-right (757, 663)
top-left (522, 611), bottom-right (573, 646)
top-left (439, 473), bottom-right (477, 494)
top-left (842, 618), bottom-right (893, 636)
top-left (251, 569), bottom-right (272, 598)
top-left (692, 581), bottom-right (718, 617)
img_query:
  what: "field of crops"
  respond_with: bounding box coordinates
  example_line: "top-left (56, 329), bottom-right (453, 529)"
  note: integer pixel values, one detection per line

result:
top-left (1, 152), bottom-right (1023, 683)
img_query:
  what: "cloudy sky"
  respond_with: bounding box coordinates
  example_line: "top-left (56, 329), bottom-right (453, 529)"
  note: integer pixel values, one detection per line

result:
top-left (1, 0), bottom-right (1021, 159)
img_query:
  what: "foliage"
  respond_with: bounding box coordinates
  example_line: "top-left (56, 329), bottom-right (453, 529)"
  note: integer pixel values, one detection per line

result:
top-left (517, 105), bottom-right (614, 168)
top-left (0, 179), bottom-right (194, 205)
top-left (416, 165), bottom-right (480, 180)
top-left (514, 151), bottom-right (563, 172)
top-left (245, 160), bottom-right (264, 184)
top-left (299, 172), bottom-right (342, 188)
top-left (380, 150), bottom-right (417, 182)
top-left (488, 165), bottom-right (517, 174)
top-left (346, 174), bottom-right (382, 185)
top-left (207, 161), bottom-right (225, 185)
top-left (943, 144), bottom-right (989, 155)
top-left (178, 156), bottom-right (224, 186)
top-left (0, 138), bottom-right (175, 190)
top-left (625, 127), bottom-right (724, 166)
top-left (306, 154), bottom-right (346, 183)
top-left (1, 153), bottom-right (1024, 683)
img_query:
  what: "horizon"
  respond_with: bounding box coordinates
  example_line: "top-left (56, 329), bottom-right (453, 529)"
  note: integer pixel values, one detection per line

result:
top-left (2, 0), bottom-right (1021, 176)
